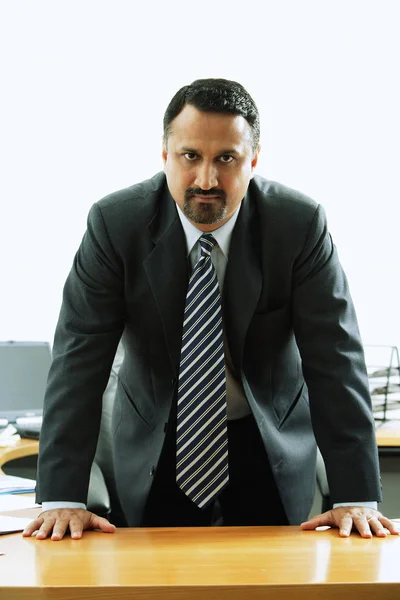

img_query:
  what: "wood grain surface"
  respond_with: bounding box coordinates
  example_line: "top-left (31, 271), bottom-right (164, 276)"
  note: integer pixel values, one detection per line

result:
top-left (0, 526), bottom-right (400, 599)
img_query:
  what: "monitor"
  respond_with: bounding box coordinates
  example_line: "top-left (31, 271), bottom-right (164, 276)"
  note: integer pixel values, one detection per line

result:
top-left (0, 341), bottom-right (52, 423)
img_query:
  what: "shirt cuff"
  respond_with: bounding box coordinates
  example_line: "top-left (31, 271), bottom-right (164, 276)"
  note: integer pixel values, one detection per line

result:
top-left (333, 501), bottom-right (378, 510)
top-left (41, 501), bottom-right (87, 511)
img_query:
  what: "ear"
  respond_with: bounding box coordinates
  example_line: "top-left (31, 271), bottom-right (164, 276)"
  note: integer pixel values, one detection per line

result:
top-left (251, 146), bottom-right (260, 170)
top-left (250, 146), bottom-right (260, 178)
top-left (162, 142), bottom-right (168, 166)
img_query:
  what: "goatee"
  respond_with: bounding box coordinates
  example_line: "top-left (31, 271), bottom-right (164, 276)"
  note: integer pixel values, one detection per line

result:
top-left (183, 188), bottom-right (227, 225)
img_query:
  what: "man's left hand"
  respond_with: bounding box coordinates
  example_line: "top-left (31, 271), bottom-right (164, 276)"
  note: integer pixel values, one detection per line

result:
top-left (301, 507), bottom-right (400, 538)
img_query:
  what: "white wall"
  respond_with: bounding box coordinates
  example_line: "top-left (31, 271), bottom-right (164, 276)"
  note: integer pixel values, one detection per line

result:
top-left (1, 0), bottom-right (399, 353)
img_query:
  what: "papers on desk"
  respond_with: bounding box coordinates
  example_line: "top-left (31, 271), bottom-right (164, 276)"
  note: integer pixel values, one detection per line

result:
top-left (0, 475), bottom-right (36, 495)
top-left (0, 424), bottom-right (20, 447)
top-left (0, 495), bottom-right (39, 511)
top-left (0, 515), bottom-right (32, 535)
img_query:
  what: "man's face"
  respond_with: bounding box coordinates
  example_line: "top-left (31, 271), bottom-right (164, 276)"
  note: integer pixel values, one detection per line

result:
top-left (162, 104), bottom-right (259, 231)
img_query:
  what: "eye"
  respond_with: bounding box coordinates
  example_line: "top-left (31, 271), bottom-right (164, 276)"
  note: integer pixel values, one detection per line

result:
top-left (183, 152), bottom-right (198, 161)
top-left (219, 155), bottom-right (234, 163)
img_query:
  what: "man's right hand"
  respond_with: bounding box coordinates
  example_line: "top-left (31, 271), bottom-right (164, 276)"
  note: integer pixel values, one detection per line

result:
top-left (22, 508), bottom-right (116, 540)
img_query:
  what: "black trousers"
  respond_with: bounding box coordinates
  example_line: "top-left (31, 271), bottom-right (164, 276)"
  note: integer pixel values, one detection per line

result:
top-left (142, 409), bottom-right (288, 527)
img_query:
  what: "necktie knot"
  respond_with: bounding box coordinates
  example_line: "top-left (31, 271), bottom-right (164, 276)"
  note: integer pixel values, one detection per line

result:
top-left (199, 234), bottom-right (217, 257)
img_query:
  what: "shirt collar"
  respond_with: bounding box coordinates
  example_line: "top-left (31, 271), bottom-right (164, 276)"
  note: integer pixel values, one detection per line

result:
top-left (176, 203), bottom-right (241, 259)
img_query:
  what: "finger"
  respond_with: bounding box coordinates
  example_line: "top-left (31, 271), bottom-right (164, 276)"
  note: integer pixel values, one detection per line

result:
top-left (67, 514), bottom-right (86, 540)
top-left (88, 514), bottom-right (116, 534)
top-left (366, 516), bottom-right (387, 538)
top-left (351, 516), bottom-right (375, 538)
top-left (301, 511), bottom-right (333, 530)
top-left (375, 516), bottom-right (400, 536)
top-left (35, 517), bottom-right (57, 540)
top-left (339, 516), bottom-right (354, 537)
top-left (22, 518), bottom-right (44, 537)
top-left (50, 517), bottom-right (71, 541)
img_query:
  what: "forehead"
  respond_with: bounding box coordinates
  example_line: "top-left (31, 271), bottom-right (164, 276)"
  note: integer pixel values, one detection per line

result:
top-left (168, 104), bottom-right (253, 151)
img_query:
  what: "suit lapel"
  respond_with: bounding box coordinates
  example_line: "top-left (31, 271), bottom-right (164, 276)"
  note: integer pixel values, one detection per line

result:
top-left (223, 192), bottom-right (262, 372)
top-left (143, 187), bottom-right (189, 377)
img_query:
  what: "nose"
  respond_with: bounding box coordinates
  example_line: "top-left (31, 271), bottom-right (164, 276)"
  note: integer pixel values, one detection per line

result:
top-left (194, 161), bottom-right (218, 190)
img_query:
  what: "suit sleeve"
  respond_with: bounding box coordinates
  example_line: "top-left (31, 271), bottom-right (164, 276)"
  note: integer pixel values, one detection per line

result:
top-left (36, 203), bottom-right (125, 504)
top-left (291, 204), bottom-right (382, 504)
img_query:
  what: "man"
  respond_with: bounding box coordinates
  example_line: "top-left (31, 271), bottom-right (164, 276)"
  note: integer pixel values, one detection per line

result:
top-left (24, 78), bottom-right (398, 541)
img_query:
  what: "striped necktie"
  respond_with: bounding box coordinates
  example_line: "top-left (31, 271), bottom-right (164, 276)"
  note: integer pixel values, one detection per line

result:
top-left (176, 234), bottom-right (229, 509)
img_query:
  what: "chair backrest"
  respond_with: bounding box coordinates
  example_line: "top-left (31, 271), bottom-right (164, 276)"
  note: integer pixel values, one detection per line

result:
top-left (316, 447), bottom-right (331, 513)
top-left (87, 342), bottom-right (127, 525)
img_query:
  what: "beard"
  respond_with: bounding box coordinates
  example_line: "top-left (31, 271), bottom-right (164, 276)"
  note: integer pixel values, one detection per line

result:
top-left (183, 188), bottom-right (227, 225)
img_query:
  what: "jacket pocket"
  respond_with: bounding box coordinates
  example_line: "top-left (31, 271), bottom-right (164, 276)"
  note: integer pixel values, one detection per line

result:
top-left (276, 383), bottom-right (305, 430)
top-left (118, 378), bottom-right (154, 429)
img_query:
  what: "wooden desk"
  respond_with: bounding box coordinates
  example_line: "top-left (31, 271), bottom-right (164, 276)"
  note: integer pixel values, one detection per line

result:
top-left (0, 439), bottom-right (39, 474)
top-left (0, 526), bottom-right (399, 599)
top-left (1, 439), bottom-right (400, 598)
top-left (375, 422), bottom-right (400, 449)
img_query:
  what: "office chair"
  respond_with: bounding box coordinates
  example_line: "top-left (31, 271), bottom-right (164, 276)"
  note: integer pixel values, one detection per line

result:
top-left (315, 447), bottom-right (331, 513)
top-left (87, 342), bottom-right (127, 526)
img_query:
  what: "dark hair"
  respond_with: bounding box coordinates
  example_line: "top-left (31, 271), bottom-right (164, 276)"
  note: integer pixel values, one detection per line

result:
top-left (163, 78), bottom-right (260, 152)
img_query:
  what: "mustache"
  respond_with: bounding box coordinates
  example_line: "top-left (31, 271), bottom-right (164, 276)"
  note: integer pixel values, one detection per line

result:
top-left (185, 187), bottom-right (226, 201)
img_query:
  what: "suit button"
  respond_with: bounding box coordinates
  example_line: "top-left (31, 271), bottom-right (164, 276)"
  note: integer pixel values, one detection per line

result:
top-left (150, 466), bottom-right (155, 476)
top-left (164, 422), bottom-right (168, 433)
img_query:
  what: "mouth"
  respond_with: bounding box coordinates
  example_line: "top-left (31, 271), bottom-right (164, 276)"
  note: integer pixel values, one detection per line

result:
top-left (190, 194), bottom-right (222, 202)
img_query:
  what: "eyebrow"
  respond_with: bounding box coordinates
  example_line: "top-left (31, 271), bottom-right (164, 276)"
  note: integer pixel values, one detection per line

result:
top-left (179, 146), bottom-right (240, 156)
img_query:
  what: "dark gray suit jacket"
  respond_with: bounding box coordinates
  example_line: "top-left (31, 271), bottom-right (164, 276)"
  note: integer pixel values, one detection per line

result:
top-left (36, 172), bottom-right (382, 525)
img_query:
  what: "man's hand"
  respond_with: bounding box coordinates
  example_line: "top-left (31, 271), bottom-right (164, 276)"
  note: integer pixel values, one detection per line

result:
top-left (301, 507), bottom-right (400, 538)
top-left (22, 508), bottom-right (116, 541)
